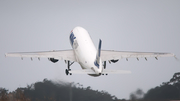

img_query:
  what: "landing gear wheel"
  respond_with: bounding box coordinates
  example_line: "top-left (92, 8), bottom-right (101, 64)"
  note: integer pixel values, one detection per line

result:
top-left (103, 61), bottom-right (106, 69)
top-left (65, 69), bottom-right (69, 75)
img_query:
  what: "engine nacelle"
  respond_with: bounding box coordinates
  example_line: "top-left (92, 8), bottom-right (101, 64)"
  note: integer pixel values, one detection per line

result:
top-left (110, 59), bottom-right (119, 63)
top-left (49, 58), bottom-right (59, 63)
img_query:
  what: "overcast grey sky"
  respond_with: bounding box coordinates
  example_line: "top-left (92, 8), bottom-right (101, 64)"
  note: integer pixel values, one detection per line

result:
top-left (0, 0), bottom-right (180, 99)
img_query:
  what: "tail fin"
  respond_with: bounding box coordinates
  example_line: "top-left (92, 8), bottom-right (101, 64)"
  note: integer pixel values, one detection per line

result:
top-left (94, 39), bottom-right (102, 68)
top-left (97, 39), bottom-right (102, 58)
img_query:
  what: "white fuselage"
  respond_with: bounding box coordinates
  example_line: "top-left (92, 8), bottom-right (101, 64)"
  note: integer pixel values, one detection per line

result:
top-left (69, 27), bottom-right (103, 76)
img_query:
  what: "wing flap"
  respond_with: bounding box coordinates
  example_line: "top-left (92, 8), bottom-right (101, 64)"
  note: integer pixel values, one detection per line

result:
top-left (101, 50), bottom-right (175, 61)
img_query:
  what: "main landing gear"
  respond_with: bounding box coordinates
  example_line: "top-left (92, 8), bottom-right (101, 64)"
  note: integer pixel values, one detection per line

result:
top-left (103, 61), bottom-right (106, 69)
top-left (65, 61), bottom-right (74, 75)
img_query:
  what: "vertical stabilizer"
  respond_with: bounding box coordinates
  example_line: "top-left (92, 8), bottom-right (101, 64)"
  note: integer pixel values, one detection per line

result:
top-left (94, 39), bottom-right (102, 68)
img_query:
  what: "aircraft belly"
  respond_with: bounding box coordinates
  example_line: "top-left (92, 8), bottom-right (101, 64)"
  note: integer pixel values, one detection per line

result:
top-left (75, 49), bottom-right (95, 69)
top-left (72, 26), bottom-right (102, 74)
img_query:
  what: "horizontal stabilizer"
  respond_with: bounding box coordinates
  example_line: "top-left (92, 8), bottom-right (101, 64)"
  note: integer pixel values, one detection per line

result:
top-left (69, 69), bottom-right (95, 74)
top-left (103, 70), bottom-right (131, 74)
top-left (69, 69), bottom-right (131, 75)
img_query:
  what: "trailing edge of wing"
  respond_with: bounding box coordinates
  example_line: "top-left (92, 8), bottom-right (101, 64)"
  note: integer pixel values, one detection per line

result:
top-left (101, 50), bottom-right (175, 61)
top-left (5, 50), bottom-right (76, 62)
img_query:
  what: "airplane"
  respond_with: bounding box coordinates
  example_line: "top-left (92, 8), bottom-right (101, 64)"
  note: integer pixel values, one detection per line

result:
top-left (5, 26), bottom-right (175, 77)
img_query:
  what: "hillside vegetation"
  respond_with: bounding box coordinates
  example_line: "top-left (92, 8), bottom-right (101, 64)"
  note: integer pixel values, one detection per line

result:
top-left (0, 72), bottom-right (179, 101)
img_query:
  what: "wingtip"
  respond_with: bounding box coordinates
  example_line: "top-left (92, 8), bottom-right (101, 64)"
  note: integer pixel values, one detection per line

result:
top-left (173, 53), bottom-right (175, 56)
top-left (5, 53), bottom-right (7, 57)
top-left (174, 55), bottom-right (179, 61)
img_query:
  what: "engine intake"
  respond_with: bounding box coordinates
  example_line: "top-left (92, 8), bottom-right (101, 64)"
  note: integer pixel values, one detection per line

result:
top-left (110, 59), bottom-right (119, 63)
top-left (49, 58), bottom-right (59, 63)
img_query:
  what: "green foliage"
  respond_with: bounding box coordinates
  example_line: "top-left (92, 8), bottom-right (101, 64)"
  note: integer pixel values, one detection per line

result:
top-left (1, 72), bottom-right (180, 101)
top-left (129, 88), bottom-right (144, 100)
top-left (0, 79), bottom-right (118, 101)
top-left (0, 88), bottom-right (8, 101)
top-left (144, 72), bottom-right (180, 100)
top-left (6, 79), bottom-right (117, 101)
top-left (0, 87), bottom-right (30, 101)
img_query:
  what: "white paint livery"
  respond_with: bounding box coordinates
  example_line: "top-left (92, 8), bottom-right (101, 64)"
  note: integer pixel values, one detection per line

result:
top-left (5, 26), bottom-right (175, 77)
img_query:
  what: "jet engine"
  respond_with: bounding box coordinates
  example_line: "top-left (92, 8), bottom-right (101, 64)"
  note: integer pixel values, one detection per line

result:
top-left (110, 59), bottom-right (119, 63)
top-left (48, 58), bottom-right (59, 63)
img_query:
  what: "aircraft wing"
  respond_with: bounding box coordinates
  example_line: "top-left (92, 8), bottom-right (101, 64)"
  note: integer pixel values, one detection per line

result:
top-left (101, 50), bottom-right (175, 61)
top-left (5, 50), bottom-right (77, 62)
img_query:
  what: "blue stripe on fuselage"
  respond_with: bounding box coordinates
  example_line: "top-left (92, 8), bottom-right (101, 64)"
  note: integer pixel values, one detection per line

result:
top-left (70, 32), bottom-right (76, 46)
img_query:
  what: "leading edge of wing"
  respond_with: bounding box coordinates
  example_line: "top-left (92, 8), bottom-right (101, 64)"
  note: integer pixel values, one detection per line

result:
top-left (5, 50), bottom-right (77, 62)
